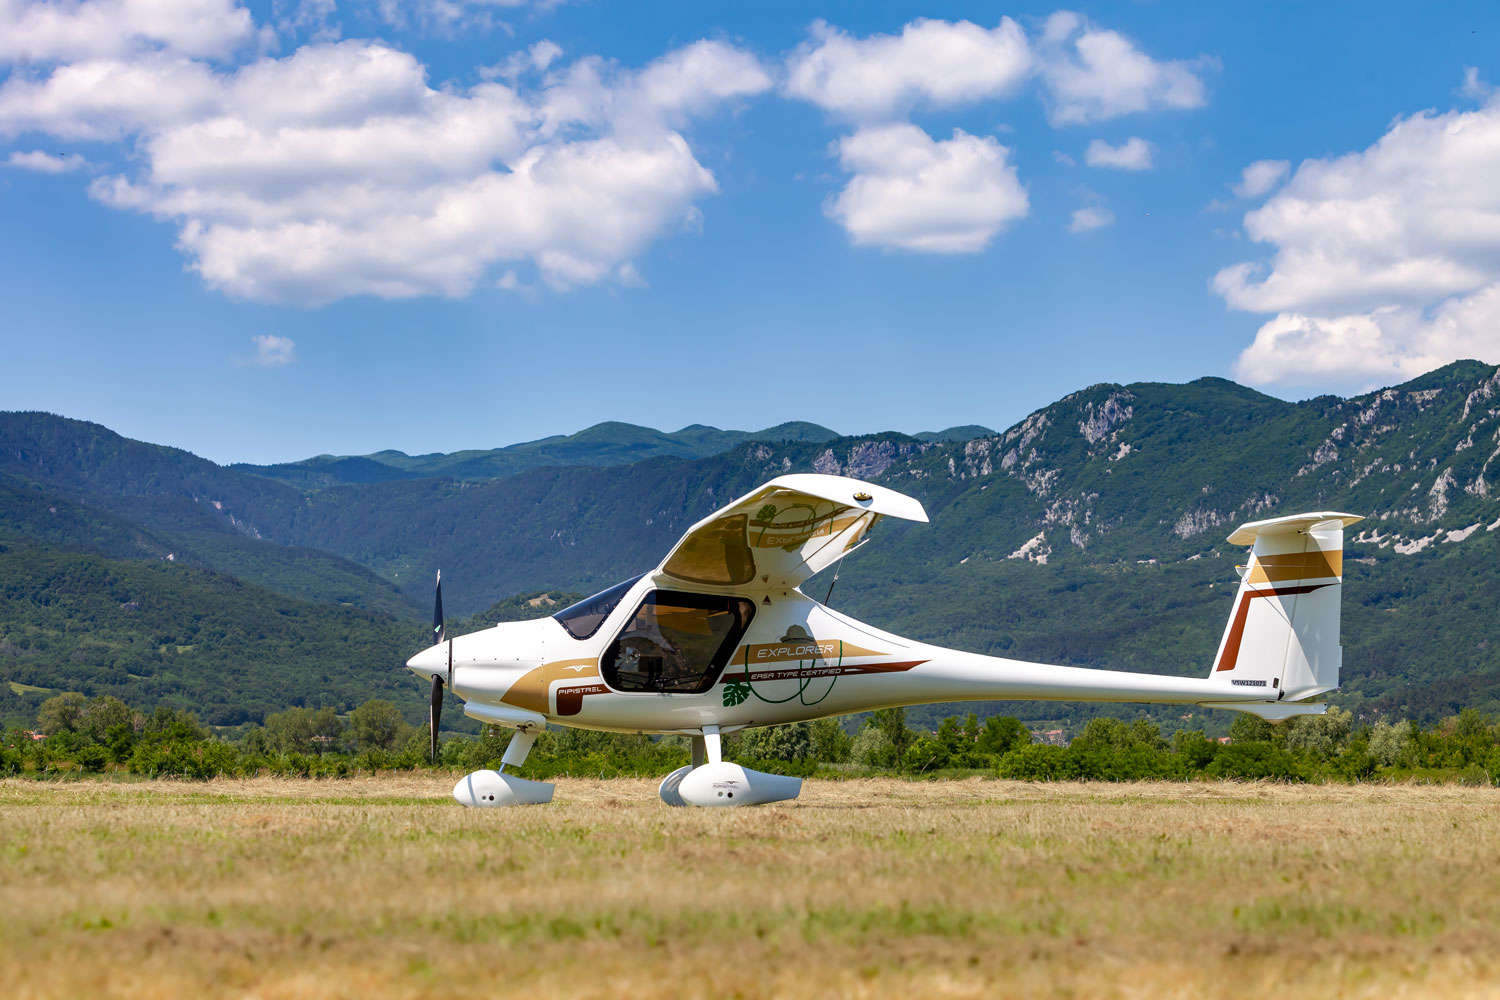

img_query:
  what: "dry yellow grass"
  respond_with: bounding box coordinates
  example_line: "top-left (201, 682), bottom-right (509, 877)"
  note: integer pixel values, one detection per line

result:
top-left (2, 776), bottom-right (1500, 998)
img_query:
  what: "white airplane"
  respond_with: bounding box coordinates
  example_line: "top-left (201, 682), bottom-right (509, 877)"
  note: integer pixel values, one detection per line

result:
top-left (406, 474), bottom-right (1360, 808)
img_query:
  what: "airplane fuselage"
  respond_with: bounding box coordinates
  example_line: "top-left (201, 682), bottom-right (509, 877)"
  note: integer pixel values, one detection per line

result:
top-left (406, 575), bottom-right (1291, 737)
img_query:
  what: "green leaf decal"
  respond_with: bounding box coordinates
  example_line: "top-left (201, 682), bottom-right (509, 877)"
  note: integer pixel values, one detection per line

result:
top-left (722, 680), bottom-right (751, 707)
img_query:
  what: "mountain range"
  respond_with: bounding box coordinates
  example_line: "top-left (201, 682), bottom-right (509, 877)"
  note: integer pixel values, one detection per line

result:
top-left (3, 362), bottom-right (1499, 732)
top-left (229, 420), bottom-right (991, 487)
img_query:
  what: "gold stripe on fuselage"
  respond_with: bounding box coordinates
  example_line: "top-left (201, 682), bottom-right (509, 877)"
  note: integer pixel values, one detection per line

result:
top-left (500, 659), bottom-right (598, 714)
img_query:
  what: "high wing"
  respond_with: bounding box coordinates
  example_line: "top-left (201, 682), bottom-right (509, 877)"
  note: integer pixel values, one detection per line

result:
top-left (653, 474), bottom-right (928, 591)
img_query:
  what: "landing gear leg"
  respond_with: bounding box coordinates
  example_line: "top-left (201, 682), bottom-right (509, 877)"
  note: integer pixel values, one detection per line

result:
top-left (499, 728), bottom-right (537, 773)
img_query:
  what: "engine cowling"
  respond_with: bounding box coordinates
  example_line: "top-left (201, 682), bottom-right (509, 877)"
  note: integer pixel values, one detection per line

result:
top-left (675, 762), bottom-right (802, 807)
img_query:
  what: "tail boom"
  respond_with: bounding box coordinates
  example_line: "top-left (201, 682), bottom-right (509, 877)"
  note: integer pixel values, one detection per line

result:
top-left (804, 510), bottom-right (1361, 721)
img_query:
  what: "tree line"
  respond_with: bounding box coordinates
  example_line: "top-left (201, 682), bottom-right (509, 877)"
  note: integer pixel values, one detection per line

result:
top-left (6, 693), bottom-right (1500, 786)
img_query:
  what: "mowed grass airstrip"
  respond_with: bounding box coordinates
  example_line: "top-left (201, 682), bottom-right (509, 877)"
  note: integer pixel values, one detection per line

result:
top-left (2, 778), bottom-right (1498, 999)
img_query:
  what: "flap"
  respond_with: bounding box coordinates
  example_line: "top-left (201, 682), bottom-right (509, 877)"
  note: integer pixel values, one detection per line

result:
top-left (655, 474), bottom-right (928, 590)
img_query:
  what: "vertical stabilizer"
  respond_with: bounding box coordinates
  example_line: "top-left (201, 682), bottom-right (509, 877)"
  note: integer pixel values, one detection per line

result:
top-left (1209, 511), bottom-right (1363, 700)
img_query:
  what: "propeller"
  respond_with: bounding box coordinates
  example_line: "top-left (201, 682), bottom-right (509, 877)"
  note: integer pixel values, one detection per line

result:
top-left (430, 570), bottom-right (446, 763)
top-left (429, 672), bottom-right (444, 763)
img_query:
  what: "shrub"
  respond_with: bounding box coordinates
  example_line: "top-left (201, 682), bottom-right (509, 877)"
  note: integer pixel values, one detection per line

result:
top-left (75, 745), bottom-right (109, 773)
top-left (998, 745), bottom-right (1079, 781)
top-left (1204, 743), bottom-right (1306, 781)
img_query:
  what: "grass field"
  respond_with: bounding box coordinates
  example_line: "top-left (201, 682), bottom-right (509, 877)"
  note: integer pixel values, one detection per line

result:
top-left (2, 777), bottom-right (1499, 999)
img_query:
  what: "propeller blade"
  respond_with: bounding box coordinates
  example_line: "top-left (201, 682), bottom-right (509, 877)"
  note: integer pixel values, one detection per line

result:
top-left (432, 569), bottom-right (445, 647)
top-left (429, 673), bottom-right (444, 763)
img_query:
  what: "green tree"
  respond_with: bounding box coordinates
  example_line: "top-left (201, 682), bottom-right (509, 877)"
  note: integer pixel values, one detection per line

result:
top-left (850, 725), bottom-right (894, 768)
top-left (348, 699), bottom-right (408, 751)
top-left (264, 706), bottom-right (342, 753)
top-left (1228, 714), bottom-right (1273, 744)
top-left (143, 706), bottom-right (206, 742)
top-left (808, 717), bottom-right (852, 763)
top-left (1283, 706), bottom-right (1353, 759)
top-left (738, 723), bottom-right (813, 761)
top-left (104, 723), bottom-right (137, 763)
top-left (1368, 717), bottom-right (1412, 767)
top-left (871, 708), bottom-right (913, 772)
top-left (977, 716), bottom-right (1029, 757)
top-left (1072, 717), bottom-right (1133, 752)
top-left (1450, 708), bottom-right (1497, 764)
top-left (36, 692), bottom-right (87, 735)
top-left (79, 695), bottom-right (136, 743)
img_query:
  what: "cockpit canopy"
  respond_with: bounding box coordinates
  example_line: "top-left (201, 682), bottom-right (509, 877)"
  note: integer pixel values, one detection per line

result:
top-left (551, 574), bottom-right (756, 694)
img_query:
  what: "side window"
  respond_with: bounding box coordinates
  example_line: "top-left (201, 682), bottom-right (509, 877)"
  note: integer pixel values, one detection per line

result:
top-left (602, 591), bottom-right (756, 694)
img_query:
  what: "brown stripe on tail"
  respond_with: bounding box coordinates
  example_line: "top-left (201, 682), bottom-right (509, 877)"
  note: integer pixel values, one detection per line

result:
top-left (1246, 550), bottom-right (1342, 585)
top-left (1215, 584), bottom-right (1332, 673)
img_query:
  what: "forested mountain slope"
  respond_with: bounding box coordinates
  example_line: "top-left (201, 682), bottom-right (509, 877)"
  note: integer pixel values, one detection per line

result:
top-left (0, 544), bottom-right (422, 726)
top-left (0, 471), bottom-right (420, 620)
top-left (3, 362), bottom-right (1499, 729)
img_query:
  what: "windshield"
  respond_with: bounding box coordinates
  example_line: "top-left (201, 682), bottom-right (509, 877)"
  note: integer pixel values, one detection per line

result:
top-left (553, 574), bottom-right (645, 640)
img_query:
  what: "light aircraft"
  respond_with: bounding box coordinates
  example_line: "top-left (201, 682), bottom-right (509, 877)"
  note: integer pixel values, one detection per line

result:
top-left (406, 474), bottom-right (1360, 807)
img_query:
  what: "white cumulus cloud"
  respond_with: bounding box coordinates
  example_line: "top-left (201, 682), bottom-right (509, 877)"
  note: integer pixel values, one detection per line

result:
top-left (1084, 136), bottom-right (1152, 170)
top-left (1036, 11), bottom-right (1206, 126)
top-left (368, 0), bottom-right (544, 37)
top-left (0, 53), bottom-right (224, 140)
top-left (785, 12), bottom-right (1205, 131)
top-left (1, 19), bottom-right (772, 305)
top-left (1461, 67), bottom-right (1493, 101)
top-left (5, 149), bottom-right (89, 172)
top-left (240, 333), bottom-right (295, 367)
top-left (1068, 204), bottom-right (1113, 233)
top-left (1233, 158), bottom-right (1288, 198)
top-left (825, 123), bottom-right (1028, 253)
top-left (1219, 93), bottom-right (1500, 388)
top-left (787, 14), bottom-right (1201, 252)
top-left (784, 17), bottom-right (1031, 121)
top-left (0, 0), bottom-right (254, 63)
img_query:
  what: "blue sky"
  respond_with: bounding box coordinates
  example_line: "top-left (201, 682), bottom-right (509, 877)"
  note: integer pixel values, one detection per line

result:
top-left (3, 1), bottom-right (1499, 464)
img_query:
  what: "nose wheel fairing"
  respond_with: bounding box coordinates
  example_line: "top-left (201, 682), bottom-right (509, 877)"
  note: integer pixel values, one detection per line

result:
top-left (452, 770), bottom-right (555, 807)
top-left (453, 727), bottom-right (555, 807)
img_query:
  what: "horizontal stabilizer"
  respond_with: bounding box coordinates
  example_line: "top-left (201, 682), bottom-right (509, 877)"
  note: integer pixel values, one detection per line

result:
top-left (1226, 511), bottom-right (1363, 546)
top-left (1200, 701), bottom-right (1328, 721)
